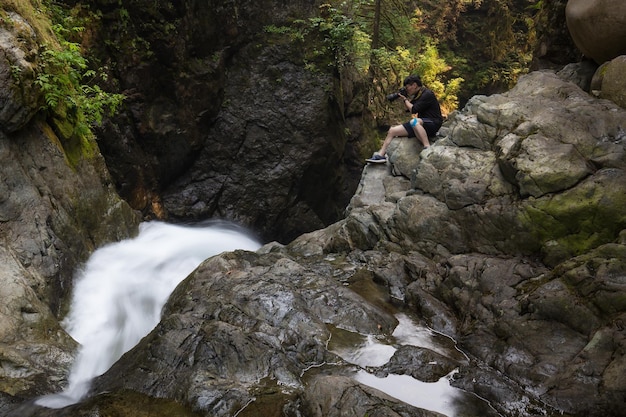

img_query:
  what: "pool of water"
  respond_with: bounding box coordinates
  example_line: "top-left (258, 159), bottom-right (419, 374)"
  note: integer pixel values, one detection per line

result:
top-left (328, 313), bottom-right (501, 417)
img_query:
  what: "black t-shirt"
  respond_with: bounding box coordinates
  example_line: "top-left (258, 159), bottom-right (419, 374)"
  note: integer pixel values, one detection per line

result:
top-left (410, 87), bottom-right (443, 125)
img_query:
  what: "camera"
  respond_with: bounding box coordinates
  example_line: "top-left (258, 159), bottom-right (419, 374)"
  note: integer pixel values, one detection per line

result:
top-left (386, 87), bottom-right (408, 101)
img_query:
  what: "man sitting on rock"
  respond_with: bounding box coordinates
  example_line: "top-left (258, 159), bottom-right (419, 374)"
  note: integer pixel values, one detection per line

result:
top-left (367, 74), bottom-right (443, 163)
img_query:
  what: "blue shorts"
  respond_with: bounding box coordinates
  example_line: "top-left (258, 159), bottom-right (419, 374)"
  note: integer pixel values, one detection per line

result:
top-left (402, 118), bottom-right (441, 138)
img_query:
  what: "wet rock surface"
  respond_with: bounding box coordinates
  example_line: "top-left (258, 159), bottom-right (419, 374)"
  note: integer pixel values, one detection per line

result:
top-left (88, 251), bottom-right (401, 413)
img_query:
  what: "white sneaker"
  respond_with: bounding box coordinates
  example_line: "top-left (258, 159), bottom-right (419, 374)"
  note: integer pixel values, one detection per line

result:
top-left (366, 154), bottom-right (387, 163)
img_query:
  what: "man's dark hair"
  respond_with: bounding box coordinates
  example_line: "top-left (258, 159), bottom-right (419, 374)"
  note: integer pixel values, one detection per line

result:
top-left (403, 75), bottom-right (422, 87)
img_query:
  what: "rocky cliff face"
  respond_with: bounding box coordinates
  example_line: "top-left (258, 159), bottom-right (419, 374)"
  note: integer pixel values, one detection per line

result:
top-left (0, 122), bottom-right (139, 402)
top-left (85, 0), bottom-right (368, 243)
top-left (1, 7), bottom-right (141, 407)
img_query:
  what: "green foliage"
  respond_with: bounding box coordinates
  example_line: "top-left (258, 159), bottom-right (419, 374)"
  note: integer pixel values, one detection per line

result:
top-left (355, 0), bottom-right (464, 120)
top-left (265, 4), bottom-right (365, 72)
top-left (264, 0), bottom-right (541, 124)
top-left (264, 24), bottom-right (293, 36)
top-left (10, 65), bottom-right (22, 82)
top-left (309, 4), bottom-right (358, 70)
top-left (119, 7), bottom-right (130, 27)
top-left (34, 3), bottom-right (124, 142)
top-left (35, 37), bottom-right (86, 110)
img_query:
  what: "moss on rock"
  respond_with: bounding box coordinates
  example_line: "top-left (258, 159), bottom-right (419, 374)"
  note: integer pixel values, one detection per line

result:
top-left (521, 169), bottom-right (626, 265)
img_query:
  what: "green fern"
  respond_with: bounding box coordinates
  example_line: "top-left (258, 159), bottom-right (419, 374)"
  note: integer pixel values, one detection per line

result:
top-left (35, 4), bottom-right (124, 140)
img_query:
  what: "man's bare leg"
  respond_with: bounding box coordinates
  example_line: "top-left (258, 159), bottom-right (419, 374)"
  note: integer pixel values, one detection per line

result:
top-left (378, 124), bottom-right (408, 156)
top-left (412, 120), bottom-right (430, 148)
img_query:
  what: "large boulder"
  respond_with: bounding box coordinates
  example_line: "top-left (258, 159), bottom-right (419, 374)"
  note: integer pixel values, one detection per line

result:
top-left (345, 71), bottom-right (626, 415)
top-left (159, 41), bottom-right (364, 243)
top-left (378, 71), bottom-right (626, 266)
top-left (566, 0), bottom-right (626, 64)
top-left (597, 55), bottom-right (626, 108)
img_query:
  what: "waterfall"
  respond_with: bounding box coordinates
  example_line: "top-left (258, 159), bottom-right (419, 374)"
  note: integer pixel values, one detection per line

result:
top-left (36, 221), bottom-right (261, 409)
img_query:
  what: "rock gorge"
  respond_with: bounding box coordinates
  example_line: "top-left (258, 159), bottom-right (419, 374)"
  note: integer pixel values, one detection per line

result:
top-left (1, 0), bottom-right (626, 416)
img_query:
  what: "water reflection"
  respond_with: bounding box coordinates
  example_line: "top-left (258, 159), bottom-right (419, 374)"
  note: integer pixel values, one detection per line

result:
top-left (329, 331), bottom-right (396, 367)
top-left (328, 313), bottom-right (500, 417)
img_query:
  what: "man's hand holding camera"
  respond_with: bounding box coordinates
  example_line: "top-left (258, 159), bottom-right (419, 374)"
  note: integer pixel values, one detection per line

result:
top-left (387, 86), bottom-right (413, 112)
top-left (386, 87), bottom-right (408, 101)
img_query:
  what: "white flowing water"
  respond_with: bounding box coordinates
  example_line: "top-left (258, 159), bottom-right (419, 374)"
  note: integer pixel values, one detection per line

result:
top-left (37, 221), bottom-right (261, 409)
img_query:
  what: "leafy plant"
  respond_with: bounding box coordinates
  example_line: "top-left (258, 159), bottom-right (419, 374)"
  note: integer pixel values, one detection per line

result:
top-left (309, 4), bottom-right (359, 69)
top-left (34, 4), bottom-right (124, 141)
top-left (10, 65), bottom-right (22, 83)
